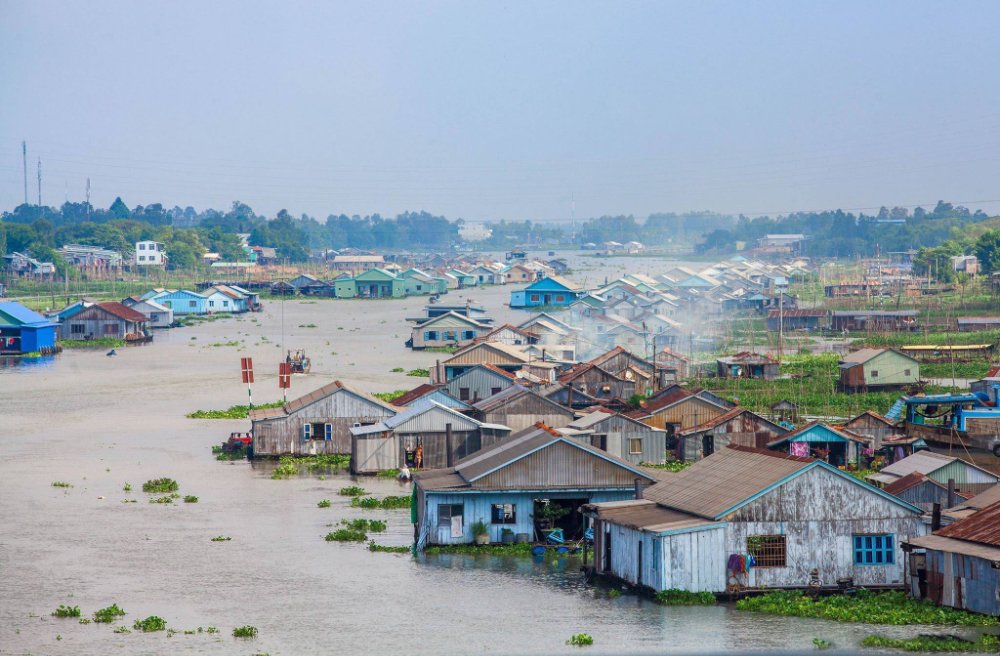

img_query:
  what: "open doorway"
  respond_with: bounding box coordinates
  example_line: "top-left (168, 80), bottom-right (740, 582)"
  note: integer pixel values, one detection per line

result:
top-left (533, 498), bottom-right (587, 540)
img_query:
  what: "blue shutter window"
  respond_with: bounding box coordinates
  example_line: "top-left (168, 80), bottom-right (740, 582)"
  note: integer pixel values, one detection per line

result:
top-left (853, 534), bottom-right (894, 566)
top-left (302, 424), bottom-right (312, 441)
top-left (324, 423), bottom-right (333, 441)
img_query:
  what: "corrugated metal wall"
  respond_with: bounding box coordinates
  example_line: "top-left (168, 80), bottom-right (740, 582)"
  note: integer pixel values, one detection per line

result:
top-left (922, 549), bottom-right (1000, 615)
top-left (482, 396), bottom-right (574, 433)
top-left (476, 441), bottom-right (644, 489)
top-left (931, 460), bottom-right (1000, 486)
top-left (642, 397), bottom-right (726, 430)
top-left (445, 369), bottom-right (515, 404)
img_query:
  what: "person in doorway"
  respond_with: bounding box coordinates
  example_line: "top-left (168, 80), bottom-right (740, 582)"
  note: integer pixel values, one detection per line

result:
top-left (415, 445), bottom-right (423, 469)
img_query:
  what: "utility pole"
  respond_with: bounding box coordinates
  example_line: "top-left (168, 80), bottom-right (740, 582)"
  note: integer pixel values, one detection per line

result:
top-left (37, 158), bottom-right (42, 206)
top-left (86, 178), bottom-right (91, 214)
top-left (22, 141), bottom-right (28, 205)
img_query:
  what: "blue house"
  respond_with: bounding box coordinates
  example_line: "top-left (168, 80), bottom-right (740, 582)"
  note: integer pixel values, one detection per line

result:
top-left (510, 276), bottom-right (585, 308)
top-left (0, 301), bottom-right (58, 354)
top-left (149, 289), bottom-right (209, 315)
top-left (768, 421), bottom-right (867, 467)
top-left (413, 423), bottom-right (655, 548)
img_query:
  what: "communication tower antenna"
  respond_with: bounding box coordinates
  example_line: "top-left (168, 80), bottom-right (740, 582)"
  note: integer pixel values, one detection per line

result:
top-left (37, 158), bottom-right (42, 206)
top-left (86, 177), bottom-right (91, 205)
top-left (22, 141), bottom-right (28, 205)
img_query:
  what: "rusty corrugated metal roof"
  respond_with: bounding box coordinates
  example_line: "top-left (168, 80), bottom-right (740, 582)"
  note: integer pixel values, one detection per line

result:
top-left (586, 499), bottom-right (714, 533)
top-left (390, 383), bottom-right (442, 407)
top-left (642, 445), bottom-right (813, 519)
top-left (906, 533), bottom-right (1000, 561)
top-left (282, 380), bottom-right (400, 415)
top-left (936, 500), bottom-right (1000, 547)
top-left (94, 301), bottom-right (148, 323)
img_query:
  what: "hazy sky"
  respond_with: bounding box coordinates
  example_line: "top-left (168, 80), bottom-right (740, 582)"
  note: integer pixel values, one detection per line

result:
top-left (2, 1), bottom-right (1000, 222)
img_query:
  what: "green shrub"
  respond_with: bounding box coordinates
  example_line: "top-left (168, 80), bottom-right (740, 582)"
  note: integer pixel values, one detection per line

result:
top-left (93, 603), bottom-right (126, 623)
top-left (133, 616), bottom-right (167, 632)
top-left (654, 589), bottom-right (716, 606)
top-left (142, 478), bottom-right (179, 493)
top-left (566, 633), bottom-right (594, 646)
top-left (232, 625), bottom-right (258, 638)
top-left (52, 605), bottom-right (80, 618)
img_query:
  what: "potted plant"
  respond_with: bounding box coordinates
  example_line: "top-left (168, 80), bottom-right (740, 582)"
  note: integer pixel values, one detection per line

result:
top-left (471, 519), bottom-right (490, 545)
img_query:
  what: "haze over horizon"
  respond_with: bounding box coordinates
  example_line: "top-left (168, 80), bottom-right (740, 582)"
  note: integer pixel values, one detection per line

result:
top-left (2, 1), bottom-right (1000, 222)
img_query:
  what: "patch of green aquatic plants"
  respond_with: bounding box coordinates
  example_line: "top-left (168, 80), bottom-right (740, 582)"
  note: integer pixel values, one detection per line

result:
top-left (232, 625), bottom-right (258, 638)
top-left (123, 482), bottom-right (132, 492)
top-left (270, 454), bottom-right (351, 479)
top-left (406, 368), bottom-right (430, 377)
top-left (567, 633), bottom-right (594, 646)
top-left (149, 495), bottom-right (174, 504)
top-left (654, 589), bottom-right (716, 606)
top-left (325, 528), bottom-right (368, 542)
top-left (93, 603), bottom-right (126, 623)
top-left (51, 481), bottom-right (73, 488)
top-left (423, 543), bottom-right (536, 556)
top-left (142, 478), bottom-right (179, 493)
top-left (212, 444), bottom-right (247, 460)
top-left (735, 590), bottom-right (999, 626)
top-left (341, 518), bottom-right (386, 532)
top-left (211, 535), bottom-right (232, 542)
top-left (640, 459), bottom-right (691, 472)
top-left (338, 485), bottom-right (367, 497)
top-left (350, 495), bottom-right (409, 510)
top-left (133, 615), bottom-right (167, 632)
top-left (372, 390), bottom-right (407, 402)
top-left (51, 605), bottom-right (80, 618)
top-left (183, 495), bottom-right (199, 503)
top-left (60, 337), bottom-right (125, 349)
top-left (187, 401), bottom-right (283, 419)
top-left (861, 633), bottom-right (1000, 652)
top-left (367, 541), bottom-right (410, 553)
top-left (317, 499), bottom-right (331, 508)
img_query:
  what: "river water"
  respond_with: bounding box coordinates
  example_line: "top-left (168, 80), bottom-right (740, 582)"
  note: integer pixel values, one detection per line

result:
top-left (0, 253), bottom-right (975, 654)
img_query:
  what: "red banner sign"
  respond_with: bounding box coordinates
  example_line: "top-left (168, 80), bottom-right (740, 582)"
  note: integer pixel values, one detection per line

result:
top-left (241, 357), bottom-right (254, 384)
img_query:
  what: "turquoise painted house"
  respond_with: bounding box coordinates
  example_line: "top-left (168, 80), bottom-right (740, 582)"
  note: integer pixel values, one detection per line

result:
top-left (768, 421), bottom-right (867, 467)
top-left (335, 269), bottom-right (406, 298)
top-left (414, 424), bottom-right (654, 548)
top-left (0, 301), bottom-right (58, 354)
top-left (401, 268), bottom-right (448, 296)
top-left (510, 276), bottom-right (585, 308)
top-left (150, 289), bottom-right (210, 315)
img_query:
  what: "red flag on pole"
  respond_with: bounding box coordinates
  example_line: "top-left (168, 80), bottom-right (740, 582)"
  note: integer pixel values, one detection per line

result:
top-left (278, 362), bottom-right (290, 389)
top-left (241, 357), bottom-right (254, 384)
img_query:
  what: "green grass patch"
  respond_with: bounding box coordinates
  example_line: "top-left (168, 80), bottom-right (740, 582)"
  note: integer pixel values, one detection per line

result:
top-left (187, 400), bottom-right (283, 419)
top-left (735, 590), bottom-right (999, 626)
top-left (59, 337), bottom-right (125, 349)
top-left (350, 495), bottom-right (410, 510)
top-left (920, 362), bottom-right (991, 379)
top-left (133, 615), bottom-right (167, 632)
top-left (859, 329), bottom-right (1000, 348)
top-left (654, 589), bottom-right (716, 606)
top-left (93, 603), bottom-right (126, 623)
top-left (142, 478), bottom-right (179, 493)
top-left (860, 633), bottom-right (1000, 652)
top-left (51, 605), bottom-right (80, 618)
top-left (338, 485), bottom-right (367, 497)
top-left (232, 625), bottom-right (258, 638)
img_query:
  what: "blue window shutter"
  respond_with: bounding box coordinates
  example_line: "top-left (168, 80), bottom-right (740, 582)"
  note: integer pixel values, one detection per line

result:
top-left (302, 424), bottom-right (312, 440)
top-left (325, 424), bottom-right (333, 441)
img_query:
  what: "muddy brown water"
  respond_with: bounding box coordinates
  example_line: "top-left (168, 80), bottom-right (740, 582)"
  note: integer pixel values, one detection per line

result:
top-left (0, 254), bottom-right (975, 654)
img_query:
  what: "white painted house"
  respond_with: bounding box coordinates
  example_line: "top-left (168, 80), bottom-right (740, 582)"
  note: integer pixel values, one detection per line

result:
top-left (134, 241), bottom-right (167, 266)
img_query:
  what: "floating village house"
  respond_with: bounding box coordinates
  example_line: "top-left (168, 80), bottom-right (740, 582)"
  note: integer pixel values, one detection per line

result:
top-left (767, 421), bottom-right (866, 467)
top-left (831, 310), bottom-right (918, 332)
top-left (906, 494), bottom-right (1000, 616)
top-left (122, 297), bottom-right (174, 328)
top-left (56, 302), bottom-right (149, 341)
top-left (868, 450), bottom-right (1000, 497)
top-left (766, 309), bottom-right (828, 331)
top-left (679, 407), bottom-right (788, 461)
top-left (413, 423), bottom-right (655, 548)
top-left (334, 268), bottom-right (406, 298)
top-left (0, 301), bottom-right (57, 355)
top-left (558, 408), bottom-right (666, 465)
top-left (510, 276), bottom-right (586, 309)
top-left (716, 352), bottom-right (779, 380)
top-left (882, 473), bottom-right (972, 512)
top-left (351, 399), bottom-right (511, 474)
top-left (838, 348), bottom-right (919, 392)
top-left (585, 445), bottom-right (926, 593)
top-left (250, 380), bottom-right (399, 456)
top-left (144, 289), bottom-right (209, 315)
top-left (470, 386), bottom-right (576, 433)
top-left (409, 311), bottom-right (492, 350)
top-left (444, 363), bottom-right (519, 403)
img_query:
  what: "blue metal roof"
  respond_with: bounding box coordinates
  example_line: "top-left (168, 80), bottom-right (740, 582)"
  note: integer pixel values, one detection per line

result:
top-left (903, 394), bottom-right (983, 406)
top-left (0, 301), bottom-right (57, 327)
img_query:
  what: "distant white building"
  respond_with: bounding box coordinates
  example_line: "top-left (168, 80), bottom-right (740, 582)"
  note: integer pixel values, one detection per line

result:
top-left (134, 241), bottom-right (167, 266)
top-left (459, 223), bottom-right (493, 242)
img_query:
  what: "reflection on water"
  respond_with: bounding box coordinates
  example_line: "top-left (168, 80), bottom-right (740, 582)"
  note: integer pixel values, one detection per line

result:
top-left (0, 354), bottom-right (57, 370)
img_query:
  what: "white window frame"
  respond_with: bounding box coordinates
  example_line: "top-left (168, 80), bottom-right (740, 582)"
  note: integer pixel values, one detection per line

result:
top-left (302, 423), bottom-right (312, 440)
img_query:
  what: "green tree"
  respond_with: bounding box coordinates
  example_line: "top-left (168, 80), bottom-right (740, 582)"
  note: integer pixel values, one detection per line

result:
top-left (974, 230), bottom-right (1000, 275)
top-left (108, 197), bottom-right (130, 220)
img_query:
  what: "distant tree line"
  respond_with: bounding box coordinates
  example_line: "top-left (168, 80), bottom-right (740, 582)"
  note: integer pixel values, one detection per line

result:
top-left (695, 201), bottom-right (993, 258)
top-left (2, 197), bottom-right (994, 269)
